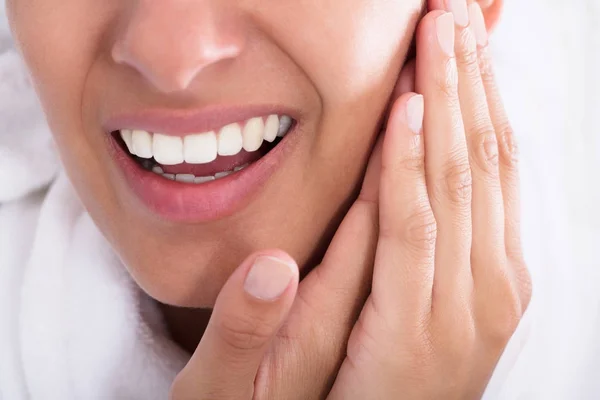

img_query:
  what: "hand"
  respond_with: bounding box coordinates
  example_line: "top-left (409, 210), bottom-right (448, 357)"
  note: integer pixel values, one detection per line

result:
top-left (169, 148), bottom-right (383, 399)
top-left (327, 2), bottom-right (531, 399)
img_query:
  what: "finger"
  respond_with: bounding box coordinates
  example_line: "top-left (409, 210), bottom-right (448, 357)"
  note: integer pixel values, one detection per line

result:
top-left (374, 93), bottom-right (436, 323)
top-left (470, 3), bottom-right (531, 309)
top-left (384, 60), bottom-right (417, 131)
top-left (415, 11), bottom-right (473, 309)
top-left (438, 0), bottom-right (506, 277)
top-left (277, 134), bottom-right (384, 399)
top-left (171, 251), bottom-right (298, 400)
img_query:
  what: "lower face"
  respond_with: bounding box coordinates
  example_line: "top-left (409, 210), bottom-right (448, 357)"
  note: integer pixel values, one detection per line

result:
top-left (6, 0), bottom-right (423, 307)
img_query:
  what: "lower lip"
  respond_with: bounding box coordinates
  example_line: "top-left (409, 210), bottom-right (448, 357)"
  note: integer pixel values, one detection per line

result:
top-left (107, 129), bottom-right (296, 223)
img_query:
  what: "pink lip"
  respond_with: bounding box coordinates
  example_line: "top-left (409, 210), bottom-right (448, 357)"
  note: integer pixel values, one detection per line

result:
top-left (104, 104), bottom-right (300, 136)
top-left (105, 109), bottom-right (299, 223)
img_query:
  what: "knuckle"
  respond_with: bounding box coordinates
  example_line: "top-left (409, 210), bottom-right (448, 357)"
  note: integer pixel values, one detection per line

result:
top-left (435, 59), bottom-right (459, 98)
top-left (456, 29), bottom-right (480, 78)
top-left (396, 143), bottom-right (426, 174)
top-left (470, 128), bottom-right (500, 173)
top-left (478, 47), bottom-right (495, 83)
top-left (402, 205), bottom-right (438, 253)
top-left (437, 155), bottom-right (473, 207)
top-left (496, 123), bottom-right (520, 168)
top-left (217, 312), bottom-right (275, 352)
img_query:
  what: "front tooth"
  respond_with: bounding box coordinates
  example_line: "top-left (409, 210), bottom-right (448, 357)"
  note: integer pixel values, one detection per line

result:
top-left (263, 115), bottom-right (279, 142)
top-left (175, 174), bottom-right (195, 183)
top-left (278, 115), bottom-right (293, 137)
top-left (184, 132), bottom-right (218, 164)
top-left (242, 117), bottom-right (264, 152)
top-left (132, 130), bottom-right (153, 158)
top-left (163, 173), bottom-right (175, 180)
top-left (153, 134), bottom-right (184, 165)
top-left (215, 171), bottom-right (233, 179)
top-left (194, 176), bottom-right (215, 184)
top-left (218, 123), bottom-right (243, 156)
top-left (120, 129), bottom-right (135, 153)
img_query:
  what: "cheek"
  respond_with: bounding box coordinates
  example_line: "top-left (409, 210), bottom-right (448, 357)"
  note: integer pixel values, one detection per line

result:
top-left (7, 1), bottom-right (114, 133)
top-left (272, 0), bottom-right (423, 100)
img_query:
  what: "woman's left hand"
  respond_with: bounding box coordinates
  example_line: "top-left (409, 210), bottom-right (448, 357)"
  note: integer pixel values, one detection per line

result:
top-left (326, 1), bottom-right (532, 399)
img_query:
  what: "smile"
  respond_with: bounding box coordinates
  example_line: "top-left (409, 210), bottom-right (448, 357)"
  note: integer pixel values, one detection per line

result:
top-left (105, 107), bottom-right (299, 222)
top-left (118, 114), bottom-right (293, 183)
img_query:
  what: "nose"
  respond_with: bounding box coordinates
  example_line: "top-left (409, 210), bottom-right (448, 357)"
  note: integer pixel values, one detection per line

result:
top-left (112, 0), bottom-right (245, 93)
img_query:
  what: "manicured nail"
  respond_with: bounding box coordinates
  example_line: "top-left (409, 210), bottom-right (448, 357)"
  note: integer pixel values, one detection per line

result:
top-left (407, 95), bottom-right (424, 134)
top-left (436, 13), bottom-right (455, 57)
top-left (469, 3), bottom-right (488, 47)
top-left (244, 256), bottom-right (295, 301)
top-left (447, 0), bottom-right (469, 27)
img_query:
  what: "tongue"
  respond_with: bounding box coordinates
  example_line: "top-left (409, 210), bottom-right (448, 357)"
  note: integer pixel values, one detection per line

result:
top-left (161, 149), bottom-right (264, 176)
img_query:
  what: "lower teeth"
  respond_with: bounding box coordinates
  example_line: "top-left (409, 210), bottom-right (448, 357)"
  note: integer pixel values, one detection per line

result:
top-left (151, 163), bottom-right (250, 184)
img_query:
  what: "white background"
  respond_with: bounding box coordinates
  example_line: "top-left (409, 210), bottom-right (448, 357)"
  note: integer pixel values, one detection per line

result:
top-left (487, 0), bottom-right (599, 398)
top-left (1, 0), bottom-right (599, 398)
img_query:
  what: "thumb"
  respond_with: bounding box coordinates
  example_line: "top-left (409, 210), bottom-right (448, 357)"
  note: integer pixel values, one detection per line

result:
top-left (171, 250), bottom-right (299, 400)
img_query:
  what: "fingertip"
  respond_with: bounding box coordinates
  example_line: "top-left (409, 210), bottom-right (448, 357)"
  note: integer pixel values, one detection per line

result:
top-left (406, 94), bottom-right (425, 135)
top-left (416, 9), bottom-right (452, 56)
top-left (418, 9), bottom-right (448, 31)
top-left (388, 92), bottom-right (424, 136)
top-left (243, 251), bottom-right (299, 302)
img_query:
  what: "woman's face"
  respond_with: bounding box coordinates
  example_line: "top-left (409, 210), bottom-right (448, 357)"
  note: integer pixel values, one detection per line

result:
top-left (6, 0), bottom-right (423, 306)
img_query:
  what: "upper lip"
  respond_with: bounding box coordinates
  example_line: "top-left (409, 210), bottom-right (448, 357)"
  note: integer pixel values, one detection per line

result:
top-left (103, 104), bottom-right (300, 136)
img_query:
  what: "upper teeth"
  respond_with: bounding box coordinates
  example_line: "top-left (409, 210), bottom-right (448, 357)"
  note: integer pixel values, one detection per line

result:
top-left (120, 114), bottom-right (292, 165)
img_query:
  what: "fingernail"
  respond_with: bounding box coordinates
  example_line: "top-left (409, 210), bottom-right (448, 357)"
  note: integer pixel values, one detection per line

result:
top-left (469, 3), bottom-right (488, 47)
top-left (406, 95), bottom-right (424, 134)
top-left (447, 0), bottom-right (469, 27)
top-left (244, 256), bottom-right (295, 301)
top-left (436, 13), bottom-right (455, 57)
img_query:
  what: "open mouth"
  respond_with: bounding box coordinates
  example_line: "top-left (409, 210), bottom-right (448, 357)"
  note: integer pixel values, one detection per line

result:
top-left (112, 114), bottom-right (295, 184)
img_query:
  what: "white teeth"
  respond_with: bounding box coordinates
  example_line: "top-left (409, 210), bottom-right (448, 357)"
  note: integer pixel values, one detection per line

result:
top-left (214, 171), bottom-right (233, 179)
top-left (184, 132), bottom-right (218, 164)
top-left (194, 176), bottom-right (215, 184)
top-left (121, 114), bottom-right (292, 165)
top-left (153, 134), bottom-right (184, 165)
top-left (155, 162), bottom-right (248, 184)
top-left (120, 129), bottom-right (135, 153)
top-left (263, 115), bottom-right (279, 142)
top-left (175, 174), bottom-right (195, 183)
top-left (218, 123), bottom-right (243, 156)
top-left (278, 116), bottom-right (293, 137)
top-left (243, 117), bottom-right (265, 152)
top-left (132, 129), bottom-right (153, 158)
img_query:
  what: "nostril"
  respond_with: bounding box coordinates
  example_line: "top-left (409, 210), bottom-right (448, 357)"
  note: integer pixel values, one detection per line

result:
top-left (111, 37), bottom-right (244, 94)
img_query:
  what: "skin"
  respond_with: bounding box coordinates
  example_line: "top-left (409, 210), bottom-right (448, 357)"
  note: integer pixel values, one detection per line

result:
top-left (7, 0), bottom-right (530, 398)
top-left (6, 0), bottom-right (423, 308)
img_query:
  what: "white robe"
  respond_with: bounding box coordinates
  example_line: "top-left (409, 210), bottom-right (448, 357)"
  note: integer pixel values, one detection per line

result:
top-left (1, 0), bottom-right (598, 398)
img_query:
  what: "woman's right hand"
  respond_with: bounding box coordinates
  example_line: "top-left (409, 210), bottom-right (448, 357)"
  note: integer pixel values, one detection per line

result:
top-left (169, 236), bottom-right (380, 400)
top-left (168, 148), bottom-right (391, 400)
